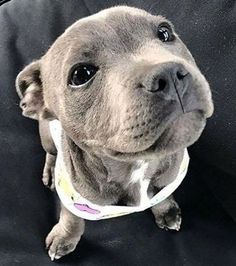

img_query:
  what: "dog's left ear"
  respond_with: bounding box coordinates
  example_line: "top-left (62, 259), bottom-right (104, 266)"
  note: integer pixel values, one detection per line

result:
top-left (16, 60), bottom-right (53, 120)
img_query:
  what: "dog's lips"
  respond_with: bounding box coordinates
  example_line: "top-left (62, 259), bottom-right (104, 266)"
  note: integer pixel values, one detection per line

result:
top-left (104, 109), bottom-right (206, 158)
top-left (144, 109), bottom-right (206, 150)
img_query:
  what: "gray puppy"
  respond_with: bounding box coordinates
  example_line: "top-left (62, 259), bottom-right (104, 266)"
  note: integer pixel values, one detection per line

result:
top-left (16, 6), bottom-right (213, 260)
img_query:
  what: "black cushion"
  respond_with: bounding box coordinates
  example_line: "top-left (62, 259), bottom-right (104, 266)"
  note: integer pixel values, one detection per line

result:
top-left (0, 0), bottom-right (235, 265)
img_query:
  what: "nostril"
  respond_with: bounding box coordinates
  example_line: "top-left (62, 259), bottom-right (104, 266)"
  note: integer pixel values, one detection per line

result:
top-left (177, 71), bottom-right (184, 80)
top-left (177, 71), bottom-right (188, 80)
top-left (149, 76), bottom-right (168, 92)
top-left (158, 78), bottom-right (167, 91)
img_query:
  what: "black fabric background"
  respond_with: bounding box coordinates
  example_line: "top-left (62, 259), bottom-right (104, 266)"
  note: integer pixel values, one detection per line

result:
top-left (0, 0), bottom-right (235, 265)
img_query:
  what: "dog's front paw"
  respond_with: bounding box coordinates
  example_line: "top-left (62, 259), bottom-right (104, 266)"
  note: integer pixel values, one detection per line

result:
top-left (45, 223), bottom-right (81, 260)
top-left (155, 206), bottom-right (182, 231)
top-left (152, 198), bottom-right (182, 231)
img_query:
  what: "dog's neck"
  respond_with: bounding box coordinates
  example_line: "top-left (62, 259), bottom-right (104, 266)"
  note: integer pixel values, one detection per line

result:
top-left (62, 134), bottom-right (140, 205)
top-left (61, 132), bottom-right (183, 206)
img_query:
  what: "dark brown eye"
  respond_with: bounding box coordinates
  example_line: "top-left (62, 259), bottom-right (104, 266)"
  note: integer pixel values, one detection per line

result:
top-left (69, 64), bottom-right (98, 86)
top-left (157, 27), bottom-right (173, 42)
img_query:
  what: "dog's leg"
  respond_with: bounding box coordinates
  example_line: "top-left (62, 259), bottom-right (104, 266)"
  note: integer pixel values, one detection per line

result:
top-left (151, 195), bottom-right (181, 231)
top-left (39, 120), bottom-right (57, 190)
top-left (46, 205), bottom-right (85, 260)
top-left (42, 153), bottom-right (56, 190)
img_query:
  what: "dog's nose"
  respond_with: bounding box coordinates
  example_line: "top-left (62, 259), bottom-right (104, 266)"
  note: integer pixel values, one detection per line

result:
top-left (143, 63), bottom-right (190, 100)
top-left (140, 62), bottom-right (190, 112)
top-left (150, 63), bottom-right (189, 94)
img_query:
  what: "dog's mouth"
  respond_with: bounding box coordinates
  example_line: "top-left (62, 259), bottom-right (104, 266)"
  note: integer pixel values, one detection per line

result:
top-left (103, 109), bottom-right (206, 160)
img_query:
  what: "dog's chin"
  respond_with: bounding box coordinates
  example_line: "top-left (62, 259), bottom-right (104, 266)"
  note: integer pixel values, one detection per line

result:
top-left (103, 110), bottom-right (206, 161)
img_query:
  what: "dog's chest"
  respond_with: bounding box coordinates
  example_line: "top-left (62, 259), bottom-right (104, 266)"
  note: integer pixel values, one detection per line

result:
top-left (129, 160), bottom-right (151, 206)
top-left (103, 158), bottom-right (156, 206)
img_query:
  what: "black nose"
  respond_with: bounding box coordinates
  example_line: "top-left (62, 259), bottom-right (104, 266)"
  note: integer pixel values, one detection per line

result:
top-left (144, 63), bottom-right (190, 98)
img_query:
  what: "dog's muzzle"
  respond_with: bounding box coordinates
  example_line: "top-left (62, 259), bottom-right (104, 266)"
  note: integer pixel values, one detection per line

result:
top-left (140, 62), bottom-right (195, 113)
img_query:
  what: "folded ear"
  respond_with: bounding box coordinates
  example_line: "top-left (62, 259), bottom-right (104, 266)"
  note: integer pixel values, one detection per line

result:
top-left (16, 60), bottom-right (53, 120)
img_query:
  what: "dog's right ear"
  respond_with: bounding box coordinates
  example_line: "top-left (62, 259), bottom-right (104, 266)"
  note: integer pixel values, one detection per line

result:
top-left (16, 60), bottom-right (53, 120)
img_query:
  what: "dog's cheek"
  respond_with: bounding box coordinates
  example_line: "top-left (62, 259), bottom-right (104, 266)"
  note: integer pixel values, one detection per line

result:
top-left (189, 68), bottom-right (214, 118)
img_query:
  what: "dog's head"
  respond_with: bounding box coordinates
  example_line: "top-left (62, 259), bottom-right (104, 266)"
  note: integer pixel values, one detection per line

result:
top-left (16, 6), bottom-right (213, 160)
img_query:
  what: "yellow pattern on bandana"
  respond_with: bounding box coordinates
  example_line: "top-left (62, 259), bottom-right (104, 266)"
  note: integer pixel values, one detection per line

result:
top-left (50, 120), bottom-right (190, 221)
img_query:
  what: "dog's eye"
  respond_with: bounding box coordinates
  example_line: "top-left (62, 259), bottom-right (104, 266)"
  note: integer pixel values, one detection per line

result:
top-left (69, 65), bottom-right (98, 86)
top-left (157, 26), bottom-right (173, 42)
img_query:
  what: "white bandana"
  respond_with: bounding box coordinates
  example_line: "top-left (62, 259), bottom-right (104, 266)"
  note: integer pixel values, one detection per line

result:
top-left (49, 120), bottom-right (190, 220)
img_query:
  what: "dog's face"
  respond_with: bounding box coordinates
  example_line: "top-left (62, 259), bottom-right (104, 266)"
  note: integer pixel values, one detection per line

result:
top-left (16, 6), bottom-right (213, 160)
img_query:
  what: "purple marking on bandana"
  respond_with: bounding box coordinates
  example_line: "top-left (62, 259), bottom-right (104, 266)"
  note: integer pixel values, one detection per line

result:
top-left (74, 203), bottom-right (100, 214)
